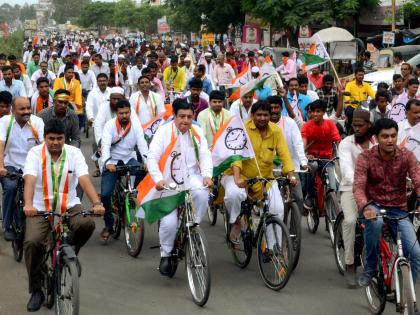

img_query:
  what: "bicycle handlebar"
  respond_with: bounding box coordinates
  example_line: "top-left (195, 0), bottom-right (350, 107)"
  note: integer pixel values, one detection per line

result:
top-left (308, 157), bottom-right (339, 164)
top-left (5, 173), bottom-right (23, 180)
top-left (35, 211), bottom-right (96, 219)
top-left (360, 209), bottom-right (417, 221)
top-left (163, 183), bottom-right (209, 192)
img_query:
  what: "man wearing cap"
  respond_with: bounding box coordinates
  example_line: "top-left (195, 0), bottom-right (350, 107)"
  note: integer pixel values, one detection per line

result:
top-left (30, 61), bottom-right (56, 88)
top-left (163, 56), bottom-right (186, 94)
top-left (251, 67), bottom-right (272, 101)
top-left (0, 96), bottom-right (44, 241)
top-left (48, 52), bottom-right (63, 75)
top-left (182, 57), bottom-right (194, 81)
top-left (212, 54), bottom-right (236, 90)
top-left (200, 52), bottom-right (216, 79)
top-left (38, 89), bottom-right (81, 148)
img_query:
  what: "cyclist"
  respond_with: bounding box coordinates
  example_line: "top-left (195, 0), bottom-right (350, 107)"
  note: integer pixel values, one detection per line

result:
top-left (353, 118), bottom-right (420, 286)
top-left (129, 75), bottom-right (165, 125)
top-left (337, 109), bottom-right (376, 287)
top-left (30, 77), bottom-right (53, 115)
top-left (23, 119), bottom-right (104, 312)
top-left (301, 100), bottom-right (341, 211)
top-left (197, 90), bottom-right (232, 146)
top-left (229, 91), bottom-right (256, 122)
top-left (397, 99), bottom-right (420, 146)
top-left (0, 97), bottom-right (44, 241)
top-left (221, 101), bottom-right (297, 246)
top-left (148, 99), bottom-right (212, 276)
top-left (268, 95), bottom-right (308, 214)
top-left (85, 73), bottom-right (110, 126)
top-left (99, 99), bottom-right (148, 241)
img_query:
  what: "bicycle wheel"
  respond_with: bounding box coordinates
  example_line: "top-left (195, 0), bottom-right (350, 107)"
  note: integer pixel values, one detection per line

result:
top-left (85, 123), bottom-right (89, 139)
top-left (324, 192), bottom-right (340, 246)
top-left (55, 256), bottom-right (79, 315)
top-left (221, 205), bottom-right (229, 236)
top-left (257, 216), bottom-right (293, 290)
top-left (185, 226), bottom-right (211, 307)
top-left (123, 194), bottom-right (145, 257)
top-left (12, 227), bottom-right (24, 262)
top-left (364, 256), bottom-right (386, 315)
top-left (111, 191), bottom-right (122, 240)
top-left (230, 214), bottom-right (253, 269)
top-left (206, 203), bottom-right (218, 226)
top-left (283, 202), bottom-right (301, 271)
top-left (42, 253), bottom-right (55, 309)
top-left (333, 212), bottom-right (345, 275)
top-left (398, 264), bottom-right (416, 315)
top-left (306, 205), bottom-right (319, 234)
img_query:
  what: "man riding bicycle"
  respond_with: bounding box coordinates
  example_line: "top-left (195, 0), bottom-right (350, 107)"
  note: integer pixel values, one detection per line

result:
top-left (23, 119), bottom-right (104, 311)
top-left (353, 118), bottom-right (420, 287)
top-left (221, 101), bottom-right (297, 246)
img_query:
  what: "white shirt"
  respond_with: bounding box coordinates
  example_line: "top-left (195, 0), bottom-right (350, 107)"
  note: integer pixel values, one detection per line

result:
top-left (23, 144), bottom-right (88, 211)
top-left (229, 99), bottom-right (256, 121)
top-left (77, 69), bottom-right (97, 91)
top-left (0, 114), bottom-right (45, 170)
top-left (93, 102), bottom-right (116, 144)
top-left (338, 135), bottom-right (377, 191)
top-left (23, 50), bottom-right (31, 64)
top-left (276, 116), bottom-right (307, 170)
top-left (101, 117), bottom-right (149, 166)
top-left (90, 63), bottom-right (110, 78)
top-left (31, 69), bottom-right (56, 87)
top-left (147, 121), bottom-right (213, 184)
top-left (86, 87), bottom-right (111, 120)
top-left (305, 90), bottom-right (319, 103)
top-left (129, 65), bottom-right (146, 86)
top-left (397, 119), bottom-right (414, 145)
top-left (21, 74), bottom-right (34, 97)
top-left (129, 91), bottom-right (165, 125)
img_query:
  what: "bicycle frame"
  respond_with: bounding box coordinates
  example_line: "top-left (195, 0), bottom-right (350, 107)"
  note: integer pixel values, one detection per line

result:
top-left (113, 166), bottom-right (139, 226)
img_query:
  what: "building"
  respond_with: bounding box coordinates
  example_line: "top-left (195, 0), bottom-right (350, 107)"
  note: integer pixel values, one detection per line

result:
top-left (36, 0), bottom-right (53, 28)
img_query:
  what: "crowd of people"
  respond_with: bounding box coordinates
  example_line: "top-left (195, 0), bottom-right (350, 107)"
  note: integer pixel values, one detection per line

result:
top-left (0, 32), bottom-right (419, 312)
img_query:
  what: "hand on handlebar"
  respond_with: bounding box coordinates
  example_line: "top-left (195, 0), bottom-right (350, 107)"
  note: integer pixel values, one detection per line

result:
top-left (24, 205), bottom-right (38, 217)
top-left (203, 177), bottom-right (213, 188)
top-left (287, 172), bottom-right (298, 187)
top-left (156, 180), bottom-right (167, 191)
top-left (106, 164), bottom-right (116, 173)
top-left (0, 167), bottom-right (8, 177)
top-left (92, 203), bottom-right (105, 215)
top-left (363, 207), bottom-right (377, 220)
top-left (234, 176), bottom-right (247, 188)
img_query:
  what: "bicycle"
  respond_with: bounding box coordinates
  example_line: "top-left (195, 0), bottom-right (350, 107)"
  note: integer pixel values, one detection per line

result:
top-left (306, 157), bottom-right (341, 246)
top-left (109, 164), bottom-right (145, 258)
top-left (363, 209), bottom-right (418, 315)
top-left (206, 176), bottom-right (222, 226)
top-left (164, 184), bottom-right (211, 307)
top-left (8, 172), bottom-right (24, 262)
top-left (224, 176), bottom-right (293, 291)
top-left (275, 170), bottom-right (302, 271)
top-left (35, 210), bottom-right (96, 315)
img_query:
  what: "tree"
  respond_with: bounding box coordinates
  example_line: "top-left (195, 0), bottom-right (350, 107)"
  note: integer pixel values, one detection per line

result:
top-left (136, 5), bottom-right (167, 34)
top-left (78, 2), bottom-right (115, 31)
top-left (401, 0), bottom-right (420, 28)
top-left (19, 4), bottom-right (36, 21)
top-left (52, 0), bottom-right (91, 24)
top-left (113, 0), bottom-right (138, 28)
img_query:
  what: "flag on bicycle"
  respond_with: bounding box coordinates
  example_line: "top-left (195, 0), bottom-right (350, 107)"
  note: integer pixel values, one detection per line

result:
top-left (136, 137), bottom-right (186, 224)
top-left (210, 115), bottom-right (255, 177)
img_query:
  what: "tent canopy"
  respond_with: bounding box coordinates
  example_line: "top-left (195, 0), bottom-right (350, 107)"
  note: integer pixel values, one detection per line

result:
top-left (312, 27), bottom-right (354, 43)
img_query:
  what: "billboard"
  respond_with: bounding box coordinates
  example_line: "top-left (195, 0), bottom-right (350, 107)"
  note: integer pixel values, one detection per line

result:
top-left (157, 16), bottom-right (170, 34)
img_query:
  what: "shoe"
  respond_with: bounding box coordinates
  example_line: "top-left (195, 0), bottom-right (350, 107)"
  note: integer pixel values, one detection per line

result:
top-left (358, 270), bottom-right (374, 287)
top-left (100, 227), bottom-right (111, 242)
top-left (4, 229), bottom-right (16, 241)
top-left (27, 290), bottom-right (45, 312)
top-left (159, 257), bottom-right (172, 277)
top-left (303, 196), bottom-right (313, 211)
top-left (345, 264), bottom-right (357, 288)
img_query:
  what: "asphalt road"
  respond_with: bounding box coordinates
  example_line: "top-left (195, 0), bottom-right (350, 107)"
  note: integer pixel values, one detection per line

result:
top-left (0, 131), bottom-right (418, 315)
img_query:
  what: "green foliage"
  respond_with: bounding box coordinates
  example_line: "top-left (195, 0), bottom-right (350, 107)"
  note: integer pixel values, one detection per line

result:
top-left (0, 30), bottom-right (24, 57)
top-left (52, 0), bottom-right (92, 24)
top-left (401, 0), bottom-right (420, 22)
top-left (77, 2), bottom-right (115, 30)
top-left (0, 3), bottom-right (36, 24)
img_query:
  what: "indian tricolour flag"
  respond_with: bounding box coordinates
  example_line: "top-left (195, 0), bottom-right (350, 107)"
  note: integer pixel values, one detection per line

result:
top-left (303, 34), bottom-right (329, 71)
top-left (210, 115), bottom-right (255, 177)
top-left (136, 136), bottom-right (186, 224)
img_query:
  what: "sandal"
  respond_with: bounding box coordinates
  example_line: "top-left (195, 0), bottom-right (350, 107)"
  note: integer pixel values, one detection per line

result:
top-left (229, 222), bottom-right (241, 247)
top-left (100, 228), bottom-right (110, 242)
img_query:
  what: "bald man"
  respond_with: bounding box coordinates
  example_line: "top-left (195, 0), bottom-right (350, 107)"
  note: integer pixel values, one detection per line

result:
top-left (0, 97), bottom-right (44, 240)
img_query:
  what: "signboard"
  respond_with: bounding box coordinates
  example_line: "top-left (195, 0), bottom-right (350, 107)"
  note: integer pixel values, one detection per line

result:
top-left (383, 31), bottom-right (395, 45)
top-left (242, 25), bottom-right (261, 45)
top-left (299, 26), bottom-right (311, 38)
top-left (24, 19), bottom-right (37, 30)
top-left (157, 16), bottom-right (170, 34)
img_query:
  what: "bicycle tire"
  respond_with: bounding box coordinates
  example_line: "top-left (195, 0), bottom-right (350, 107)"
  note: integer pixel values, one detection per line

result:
top-left (333, 212), bottom-right (345, 275)
top-left (55, 256), bottom-right (80, 315)
top-left (221, 205), bottom-right (229, 236)
top-left (168, 255), bottom-right (179, 278)
top-left (257, 216), bottom-right (293, 291)
top-left (398, 264), bottom-right (415, 315)
top-left (85, 124), bottom-right (89, 139)
top-left (230, 214), bottom-right (253, 269)
top-left (185, 226), bottom-right (211, 307)
top-left (43, 253), bottom-right (55, 309)
top-left (283, 202), bottom-right (301, 271)
top-left (306, 206), bottom-right (319, 234)
top-left (123, 194), bottom-right (145, 257)
top-left (364, 254), bottom-right (386, 315)
top-left (324, 192), bottom-right (340, 246)
top-left (111, 192), bottom-right (122, 240)
top-left (12, 228), bottom-right (24, 262)
top-left (206, 203), bottom-right (218, 226)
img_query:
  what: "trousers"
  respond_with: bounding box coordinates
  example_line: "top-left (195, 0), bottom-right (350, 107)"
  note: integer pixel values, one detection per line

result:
top-left (24, 204), bottom-right (95, 293)
top-left (221, 175), bottom-right (284, 249)
top-left (0, 166), bottom-right (21, 231)
top-left (340, 191), bottom-right (358, 265)
top-left (159, 174), bottom-right (209, 257)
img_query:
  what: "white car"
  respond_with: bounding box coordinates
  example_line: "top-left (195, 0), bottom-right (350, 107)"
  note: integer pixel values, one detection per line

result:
top-left (364, 53), bottom-right (420, 90)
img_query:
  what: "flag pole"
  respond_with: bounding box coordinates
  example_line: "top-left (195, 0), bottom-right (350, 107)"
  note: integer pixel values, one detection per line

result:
top-left (328, 58), bottom-right (343, 89)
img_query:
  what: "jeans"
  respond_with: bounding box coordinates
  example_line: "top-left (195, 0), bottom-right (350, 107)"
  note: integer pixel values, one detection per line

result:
top-left (0, 166), bottom-right (21, 231)
top-left (306, 160), bottom-right (337, 199)
top-left (363, 204), bottom-right (420, 283)
top-left (100, 159), bottom-right (142, 230)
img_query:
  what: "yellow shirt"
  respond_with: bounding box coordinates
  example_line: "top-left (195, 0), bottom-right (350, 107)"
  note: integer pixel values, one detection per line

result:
top-left (53, 77), bottom-right (83, 115)
top-left (163, 66), bottom-right (186, 93)
top-left (344, 80), bottom-right (375, 108)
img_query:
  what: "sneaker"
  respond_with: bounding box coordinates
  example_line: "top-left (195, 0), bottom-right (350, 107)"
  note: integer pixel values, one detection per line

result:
top-left (345, 264), bottom-right (357, 288)
top-left (159, 257), bottom-right (172, 276)
top-left (358, 270), bottom-right (374, 287)
top-left (303, 196), bottom-right (313, 211)
top-left (27, 290), bottom-right (45, 312)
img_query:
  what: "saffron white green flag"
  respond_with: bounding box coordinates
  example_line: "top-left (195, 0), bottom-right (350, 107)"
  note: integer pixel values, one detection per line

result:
top-left (136, 136), bottom-right (186, 223)
top-left (210, 115), bottom-right (255, 177)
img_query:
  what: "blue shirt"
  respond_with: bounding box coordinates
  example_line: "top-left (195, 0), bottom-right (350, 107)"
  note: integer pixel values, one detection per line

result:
top-left (282, 91), bottom-right (311, 121)
top-left (0, 79), bottom-right (27, 98)
top-left (256, 86), bottom-right (272, 101)
top-left (187, 77), bottom-right (213, 95)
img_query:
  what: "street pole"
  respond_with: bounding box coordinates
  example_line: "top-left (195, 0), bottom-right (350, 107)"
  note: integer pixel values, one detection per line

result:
top-left (391, 0), bottom-right (396, 32)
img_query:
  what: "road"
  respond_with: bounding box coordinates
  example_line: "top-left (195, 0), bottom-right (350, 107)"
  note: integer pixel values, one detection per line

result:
top-left (0, 132), bottom-right (418, 315)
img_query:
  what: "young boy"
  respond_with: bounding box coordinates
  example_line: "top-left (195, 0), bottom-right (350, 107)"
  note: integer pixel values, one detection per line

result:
top-left (370, 90), bottom-right (390, 123)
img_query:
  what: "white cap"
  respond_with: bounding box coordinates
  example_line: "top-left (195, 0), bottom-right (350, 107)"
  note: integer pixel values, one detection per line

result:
top-left (257, 50), bottom-right (263, 54)
top-left (82, 51), bottom-right (90, 57)
top-left (109, 87), bottom-right (124, 95)
top-left (251, 66), bottom-right (260, 73)
top-left (204, 52), bottom-right (212, 57)
top-left (118, 54), bottom-right (125, 59)
top-left (51, 51), bottom-right (58, 55)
